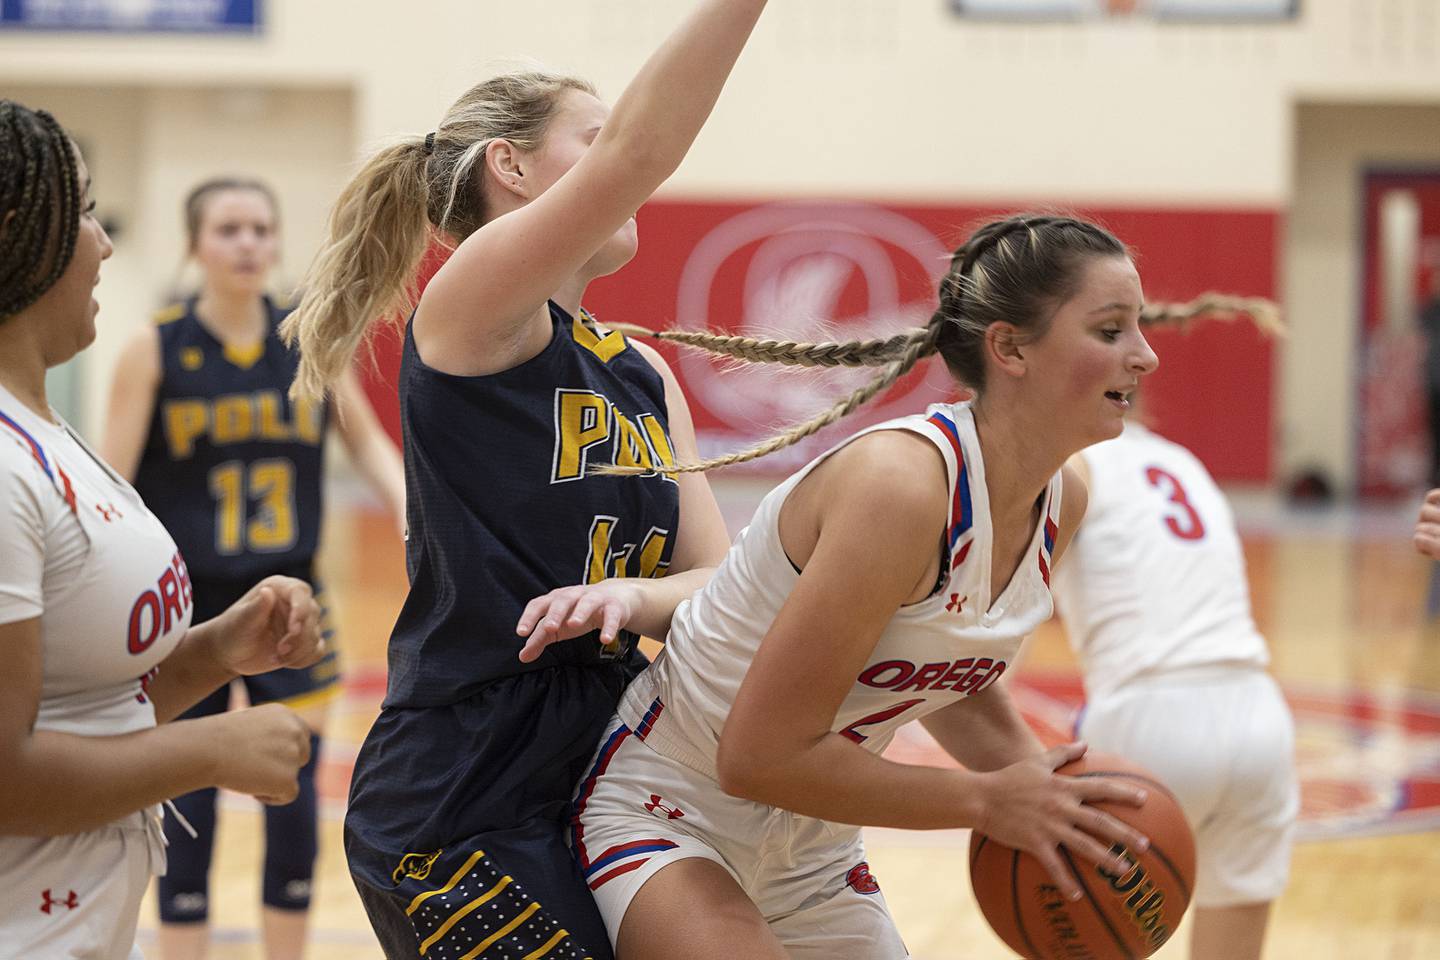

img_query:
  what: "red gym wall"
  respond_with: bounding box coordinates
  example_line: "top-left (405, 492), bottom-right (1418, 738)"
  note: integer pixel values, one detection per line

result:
top-left (359, 199), bottom-right (1279, 482)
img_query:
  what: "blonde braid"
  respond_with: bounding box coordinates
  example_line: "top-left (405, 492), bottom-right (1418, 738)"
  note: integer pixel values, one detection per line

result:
top-left (598, 325), bottom-right (940, 476)
top-left (605, 321), bottom-right (920, 367)
top-left (1141, 293), bottom-right (1285, 338)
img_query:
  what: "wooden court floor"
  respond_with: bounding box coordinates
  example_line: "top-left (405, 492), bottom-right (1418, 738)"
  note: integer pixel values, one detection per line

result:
top-left (136, 483), bottom-right (1440, 959)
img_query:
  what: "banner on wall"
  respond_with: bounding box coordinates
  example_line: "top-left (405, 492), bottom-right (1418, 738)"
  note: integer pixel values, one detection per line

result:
top-left (0, 0), bottom-right (260, 32)
top-left (950, 0), bottom-right (1297, 19)
top-left (361, 199), bottom-right (1279, 482)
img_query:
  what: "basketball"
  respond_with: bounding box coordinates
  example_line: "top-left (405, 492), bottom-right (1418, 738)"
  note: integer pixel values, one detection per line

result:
top-left (968, 752), bottom-right (1198, 960)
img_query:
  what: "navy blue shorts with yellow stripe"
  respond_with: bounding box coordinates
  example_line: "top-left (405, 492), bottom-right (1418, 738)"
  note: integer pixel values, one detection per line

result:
top-left (343, 661), bottom-right (643, 960)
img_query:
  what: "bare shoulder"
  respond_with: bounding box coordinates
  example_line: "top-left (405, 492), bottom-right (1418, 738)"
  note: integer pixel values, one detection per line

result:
top-left (817, 429), bottom-right (949, 527)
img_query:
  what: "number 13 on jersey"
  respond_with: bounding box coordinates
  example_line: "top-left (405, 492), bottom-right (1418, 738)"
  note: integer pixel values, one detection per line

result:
top-left (208, 458), bottom-right (298, 555)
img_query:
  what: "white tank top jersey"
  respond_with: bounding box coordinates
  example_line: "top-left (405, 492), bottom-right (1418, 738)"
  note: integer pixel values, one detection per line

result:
top-left (619, 400), bottom-right (1062, 779)
top-left (1050, 422), bottom-right (1268, 701)
top-left (0, 383), bottom-right (193, 739)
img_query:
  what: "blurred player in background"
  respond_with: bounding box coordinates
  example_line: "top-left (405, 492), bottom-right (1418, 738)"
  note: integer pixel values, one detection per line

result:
top-left (101, 177), bottom-right (404, 960)
top-left (1051, 327), bottom-right (1296, 960)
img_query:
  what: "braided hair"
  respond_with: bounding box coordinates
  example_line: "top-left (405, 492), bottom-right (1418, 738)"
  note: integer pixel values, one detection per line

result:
top-left (0, 100), bottom-right (82, 321)
top-left (609, 213), bottom-right (1129, 474)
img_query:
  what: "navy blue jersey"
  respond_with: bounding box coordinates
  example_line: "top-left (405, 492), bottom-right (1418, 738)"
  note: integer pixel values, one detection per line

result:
top-left (385, 301), bottom-right (680, 706)
top-left (132, 297), bottom-right (329, 583)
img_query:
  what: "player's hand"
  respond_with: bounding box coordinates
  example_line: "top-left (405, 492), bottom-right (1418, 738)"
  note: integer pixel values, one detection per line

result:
top-left (515, 581), bottom-right (642, 663)
top-left (203, 703), bottom-right (312, 804)
top-left (210, 575), bottom-right (324, 676)
top-left (975, 742), bottom-right (1150, 901)
top-left (1414, 488), bottom-right (1440, 559)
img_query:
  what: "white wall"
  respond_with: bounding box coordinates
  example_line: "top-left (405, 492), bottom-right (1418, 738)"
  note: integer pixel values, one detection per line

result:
top-left (3, 0), bottom-right (1440, 488)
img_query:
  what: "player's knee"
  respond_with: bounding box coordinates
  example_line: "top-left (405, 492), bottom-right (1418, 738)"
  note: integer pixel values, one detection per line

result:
top-left (263, 734), bottom-right (321, 911)
top-left (158, 787), bottom-right (219, 924)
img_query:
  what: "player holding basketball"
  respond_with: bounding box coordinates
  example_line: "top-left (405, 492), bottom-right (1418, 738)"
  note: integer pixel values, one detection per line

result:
top-left (100, 178), bottom-right (404, 960)
top-left (279, 1), bottom-right (759, 956)
top-left (519, 215), bottom-right (1162, 959)
top-left (0, 99), bottom-right (322, 960)
top-left (1050, 398), bottom-right (1298, 960)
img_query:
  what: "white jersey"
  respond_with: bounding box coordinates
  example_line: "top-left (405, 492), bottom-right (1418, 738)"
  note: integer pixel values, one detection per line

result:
top-left (0, 383), bottom-right (194, 738)
top-left (619, 401), bottom-right (1061, 777)
top-left (1051, 423), bottom-right (1267, 700)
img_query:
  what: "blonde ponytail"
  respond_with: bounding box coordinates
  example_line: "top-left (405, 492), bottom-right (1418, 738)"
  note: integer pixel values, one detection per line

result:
top-left (282, 137), bottom-right (431, 400)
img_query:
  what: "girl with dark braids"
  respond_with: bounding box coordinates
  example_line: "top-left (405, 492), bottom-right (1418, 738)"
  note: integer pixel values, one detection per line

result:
top-left (0, 100), bottom-right (322, 960)
top-left (519, 213), bottom-right (1166, 959)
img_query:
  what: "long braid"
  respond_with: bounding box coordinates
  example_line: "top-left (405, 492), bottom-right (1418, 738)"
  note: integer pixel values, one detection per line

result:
top-left (0, 101), bottom-right (81, 321)
top-left (605, 322), bottom-right (919, 367)
top-left (1141, 292), bottom-right (1284, 337)
top-left (598, 324), bottom-right (940, 475)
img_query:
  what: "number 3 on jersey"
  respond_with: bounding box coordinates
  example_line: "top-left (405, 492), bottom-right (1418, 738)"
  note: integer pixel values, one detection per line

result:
top-left (1144, 465), bottom-right (1206, 541)
top-left (208, 458), bottom-right (297, 555)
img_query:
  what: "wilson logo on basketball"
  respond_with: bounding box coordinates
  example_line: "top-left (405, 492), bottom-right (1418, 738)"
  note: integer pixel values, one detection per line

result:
top-left (1095, 844), bottom-right (1174, 950)
top-left (845, 861), bottom-right (881, 895)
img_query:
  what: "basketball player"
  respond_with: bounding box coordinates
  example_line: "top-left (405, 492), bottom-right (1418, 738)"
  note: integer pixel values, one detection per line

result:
top-left (99, 178), bottom-right (405, 960)
top-left (0, 99), bottom-right (322, 960)
top-left (278, 2), bottom-right (764, 956)
top-left (1050, 410), bottom-right (1298, 960)
top-left (519, 215), bottom-right (1163, 959)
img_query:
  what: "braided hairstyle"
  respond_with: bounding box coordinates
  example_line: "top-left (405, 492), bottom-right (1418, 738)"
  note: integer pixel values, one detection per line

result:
top-left (612, 213), bottom-right (1130, 474)
top-left (0, 100), bottom-right (82, 321)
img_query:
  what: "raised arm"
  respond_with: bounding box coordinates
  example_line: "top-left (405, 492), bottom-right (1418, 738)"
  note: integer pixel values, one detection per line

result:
top-left (98, 324), bottom-right (162, 481)
top-left (419, 0), bottom-right (770, 350)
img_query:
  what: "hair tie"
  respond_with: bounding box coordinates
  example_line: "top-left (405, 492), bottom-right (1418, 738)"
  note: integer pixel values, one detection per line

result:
top-left (423, 132), bottom-right (436, 155)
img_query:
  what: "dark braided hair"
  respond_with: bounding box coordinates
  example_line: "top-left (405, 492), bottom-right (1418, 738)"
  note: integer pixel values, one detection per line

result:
top-left (0, 100), bottom-right (82, 321)
top-left (931, 214), bottom-right (1129, 391)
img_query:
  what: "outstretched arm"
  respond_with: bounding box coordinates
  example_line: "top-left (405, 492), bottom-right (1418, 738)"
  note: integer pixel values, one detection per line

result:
top-left (420, 0), bottom-right (770, 352)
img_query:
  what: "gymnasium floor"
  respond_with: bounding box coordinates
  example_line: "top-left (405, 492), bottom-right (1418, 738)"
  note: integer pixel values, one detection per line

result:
top-left (136, 479), bottom-right (1440, 959)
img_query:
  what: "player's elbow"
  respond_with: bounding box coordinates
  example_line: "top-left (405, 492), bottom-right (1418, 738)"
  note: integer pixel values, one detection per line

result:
top-left (715, 732), bottom-right (773, 801)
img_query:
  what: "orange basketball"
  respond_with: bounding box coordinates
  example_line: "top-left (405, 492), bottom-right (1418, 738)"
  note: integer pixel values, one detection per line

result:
top-left (968, 751), bottom-right (1197, 960)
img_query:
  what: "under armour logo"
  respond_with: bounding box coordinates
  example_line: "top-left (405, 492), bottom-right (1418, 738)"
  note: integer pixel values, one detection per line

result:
top-left (40, 889), bottom-right (79, 914)
top-left (946, 593), bottom-right (967, 613)
top-left (95, 502), bottom-right (123, 522)
top-left (644, 794), bottom-right (685, 820)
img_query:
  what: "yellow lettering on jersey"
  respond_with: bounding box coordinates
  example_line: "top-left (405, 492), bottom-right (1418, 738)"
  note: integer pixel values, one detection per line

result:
top-left (164, 400), bottom-right (210, 459)
top-left (635, 528), bottom-right (670, 580)
top-left (212, 395), bottom-right (254, 445)
top-left (222, 341), bottom-right (265, 370)
top-left (293, 395), bottom-right (324, 445)
top-left (571, 311), bottom-right (627, 363)
top-left (612, 411), bottom-right (654, 472)
top-left (257, 391), bottom-right (293, 441)
top-left (638, 414), bottom-right (676, 476)
top-left (553, 391), bottom-right (612, 482)
top-left (584, 516), bottom-right (618, 585)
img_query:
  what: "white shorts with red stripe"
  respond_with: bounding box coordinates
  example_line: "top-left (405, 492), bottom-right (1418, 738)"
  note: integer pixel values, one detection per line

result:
top-left (570, 716), bottom-right (909, 958)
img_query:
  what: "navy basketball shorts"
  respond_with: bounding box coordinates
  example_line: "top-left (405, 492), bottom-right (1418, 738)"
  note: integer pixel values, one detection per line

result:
top-left (344, 663), bottom-right (639, 960)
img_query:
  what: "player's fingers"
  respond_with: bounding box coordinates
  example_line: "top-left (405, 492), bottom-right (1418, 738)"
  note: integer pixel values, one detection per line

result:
top-left (1062, 829), bottom-right (1130, 875)
top-left (517, 616), bottom-right (563, 663)
top-left (1033, 846), bottom-right (1081, 901)
top-left (567, 592), bottom-right (605, 631)
top-left (1425, 488), bottom-right (1440, 507)
top-left (1419, 506), bottom-right (1440, 525)
top-left (599, 602), bottom-right (623, 645)
top-left (515, 592), bottom-right (566, 637)
top-left (1074, 777), bottom-right (1147, 809)
top-left (1415, 531), bottom-right (1440, 559)
top-left (1043, 741), bottom-right (1087, 771)
top-left (1073, 804), bottom-right (1149, 852)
